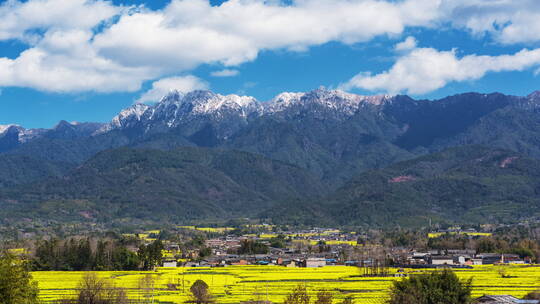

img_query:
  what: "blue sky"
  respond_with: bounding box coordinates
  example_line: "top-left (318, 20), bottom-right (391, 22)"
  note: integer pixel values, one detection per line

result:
top-left (1, 0), bottom-right (540, 128)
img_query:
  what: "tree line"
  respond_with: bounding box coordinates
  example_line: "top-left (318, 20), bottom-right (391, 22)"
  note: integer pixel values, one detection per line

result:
top-left (32, 238), bottom-right (164, 271)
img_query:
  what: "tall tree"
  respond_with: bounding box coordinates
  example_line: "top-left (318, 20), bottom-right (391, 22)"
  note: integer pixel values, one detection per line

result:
top-left (0, 253), bottom-right (40, 304)
top-left (138, 240), bottom-right (164, 270)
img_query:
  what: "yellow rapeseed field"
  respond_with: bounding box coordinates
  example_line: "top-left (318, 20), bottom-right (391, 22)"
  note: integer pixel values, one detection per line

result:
top-left (32, 265), bottom-right (540, 303)
top-left (178, 226), bottom-right (235, 233)
top-left (428, 232), bottom-right (493, 238)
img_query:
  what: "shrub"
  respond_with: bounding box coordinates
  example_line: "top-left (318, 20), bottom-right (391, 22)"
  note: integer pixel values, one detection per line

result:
top-left (188, 279), bottom-right (214, 304)
top-left (388, 269), bottom-right (472, 304)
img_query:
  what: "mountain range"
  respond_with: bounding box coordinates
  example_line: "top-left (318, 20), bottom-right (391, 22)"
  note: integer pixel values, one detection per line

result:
top-left (2, 88), bottom-right (540, 227)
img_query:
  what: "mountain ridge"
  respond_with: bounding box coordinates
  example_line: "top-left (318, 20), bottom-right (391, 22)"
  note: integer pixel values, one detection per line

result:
top-left (3, 88), bottom-right (540, 184)
top-left (2, 89), bottom-right (540, 227)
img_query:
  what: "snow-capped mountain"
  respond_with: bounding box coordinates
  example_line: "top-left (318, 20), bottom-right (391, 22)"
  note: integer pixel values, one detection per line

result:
top-left (99, 88), bottom-right (393, 137)
top-left (268, 88), bottom-right (391, 112)
top-left (4, 89), bottom-right (540, 228)
top-left (97, 90), bottom-right (263, 138)
top-left (264, 88), bottom-right (392, 118)
top-left (4, 88), bottom-right (540, 173)
top-left (0, 125), bottom-right (45, 143)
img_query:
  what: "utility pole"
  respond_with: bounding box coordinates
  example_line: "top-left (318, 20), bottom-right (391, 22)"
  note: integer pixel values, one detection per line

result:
top-left (151, 279), bottom-right (155, 304)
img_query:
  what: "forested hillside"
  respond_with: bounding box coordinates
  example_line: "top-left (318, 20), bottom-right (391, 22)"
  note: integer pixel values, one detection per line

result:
top-left (265, 146), bottom-right (540, 227)
top-left (0, 147), bottom-right (324, 225)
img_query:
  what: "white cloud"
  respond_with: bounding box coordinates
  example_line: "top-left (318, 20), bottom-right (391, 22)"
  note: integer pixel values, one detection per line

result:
top-left (136, 76), bottom-right (209, 103)
top-left (1, 0), bottom-right (540, 94)
top-left (0, 0), bottom-right (150, 92)
top-left (210, 69), bottom-right (239, 77)
top-left (394, 36), bottom-right (417, 52)
top-left (92, 0), bottom-right (441, 70)
top-left (0, 33), bottom-right (157, 93)
top-left (440, 0), bottom-right (540, 44)
top-left (342, 47), bottom-right (540, 95)
top-left (0, 0), bottom-right (120, 41)
top-left (0, 0), bottom-right (443, 93)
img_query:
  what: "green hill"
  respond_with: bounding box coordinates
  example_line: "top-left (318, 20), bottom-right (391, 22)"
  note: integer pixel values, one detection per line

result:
top-left (265, 146), bottom-right (540, 227)
top-left (0, 147), bottom-right (325, 225)
top-left (0, 154), bottom-right (71, 187)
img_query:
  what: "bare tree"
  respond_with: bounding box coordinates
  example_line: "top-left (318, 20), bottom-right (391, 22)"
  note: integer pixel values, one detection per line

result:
top-left (284, 285), bottom-right (310, 304)
top-left (314, 290), bottom-right (333, 304)
top-left (58, 272), bottom-right (129, 304)
top-left (137, 273), bottom-right (156, 303)
top-left (242, 286), bottom-right (272, 304)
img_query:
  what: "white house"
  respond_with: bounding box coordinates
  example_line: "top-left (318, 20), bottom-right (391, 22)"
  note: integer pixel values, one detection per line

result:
top-left (430, 256), bottom-right (454, 265)
top-left (305, 258), bottom-right (326, 268)
top-left (163, 261), bottom-right (177, 267)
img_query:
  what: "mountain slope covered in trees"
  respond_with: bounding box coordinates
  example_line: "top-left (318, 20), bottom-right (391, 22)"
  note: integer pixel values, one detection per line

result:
top-left (0, 147), bottom-right (325, 225)
top-left (265, 146), bottom-right (540, 227)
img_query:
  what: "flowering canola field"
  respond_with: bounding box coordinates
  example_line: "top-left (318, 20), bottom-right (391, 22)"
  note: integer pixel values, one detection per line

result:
top-left (33, 265), bottom-right (540, 303)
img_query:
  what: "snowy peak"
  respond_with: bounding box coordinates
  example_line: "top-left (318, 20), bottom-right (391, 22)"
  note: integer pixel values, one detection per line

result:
top-left (0, 124), bottom-right (24, 135)
top-left (159, 89), bottom-right (184, 104)
top-left (152, 88), bottom-right (393, 118)
top-left (269, 92), bottom-right (306, 110)
top-left (110, 103), bottom-right (150, 128)
top-left (0, 124), bottom-right (43, 143)
top-left (103, 88), bottom-right (397, 133)
top-left (0, 124), bottom-right (16, 135)
top-left (157, 90), bottom-right (260, 115)
top-left (266, 88), bottom-right (392, 113)
top-left (96, 103), bottom-right (149, 134)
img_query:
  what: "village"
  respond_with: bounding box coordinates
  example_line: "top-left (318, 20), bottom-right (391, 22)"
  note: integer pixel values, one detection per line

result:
top-left (145, 225), bottom-right (533, 270)
top-left (3, 223), bottom-right (540, 304)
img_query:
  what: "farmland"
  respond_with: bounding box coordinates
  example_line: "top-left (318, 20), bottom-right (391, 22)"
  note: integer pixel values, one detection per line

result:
top-left (427, 232), bottom-right (493, 238)
top-left (33, 265), bottom-right (540, 303)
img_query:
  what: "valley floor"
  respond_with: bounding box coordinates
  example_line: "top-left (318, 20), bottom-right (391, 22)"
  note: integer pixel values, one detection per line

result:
top-left (33, 265), bottom-right (540, 303)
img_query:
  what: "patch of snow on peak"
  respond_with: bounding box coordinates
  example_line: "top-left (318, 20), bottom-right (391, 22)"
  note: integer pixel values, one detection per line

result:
top-left (163, 91), bottom-right (260, 116)
top-left (200, 94), bottom-right (258, 114)
top-left (267, 92), bottom-right (305, 112)
top-left (267, 89), bottom-right (392, 113)
top-left (96, 103), bottom-right (150, 134)
top-left (0, 124), bottom-right (14, 134)
top-left (272, 92), bottom-right (305, 104)
top-left (159, 89), bottom-right (185, 104)
top-left (361, 94), bottom-right (393, 106)
top-left (118, 103), bottom-right (149, 122)
top-left (19, 128), bottom-right (45, 143)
